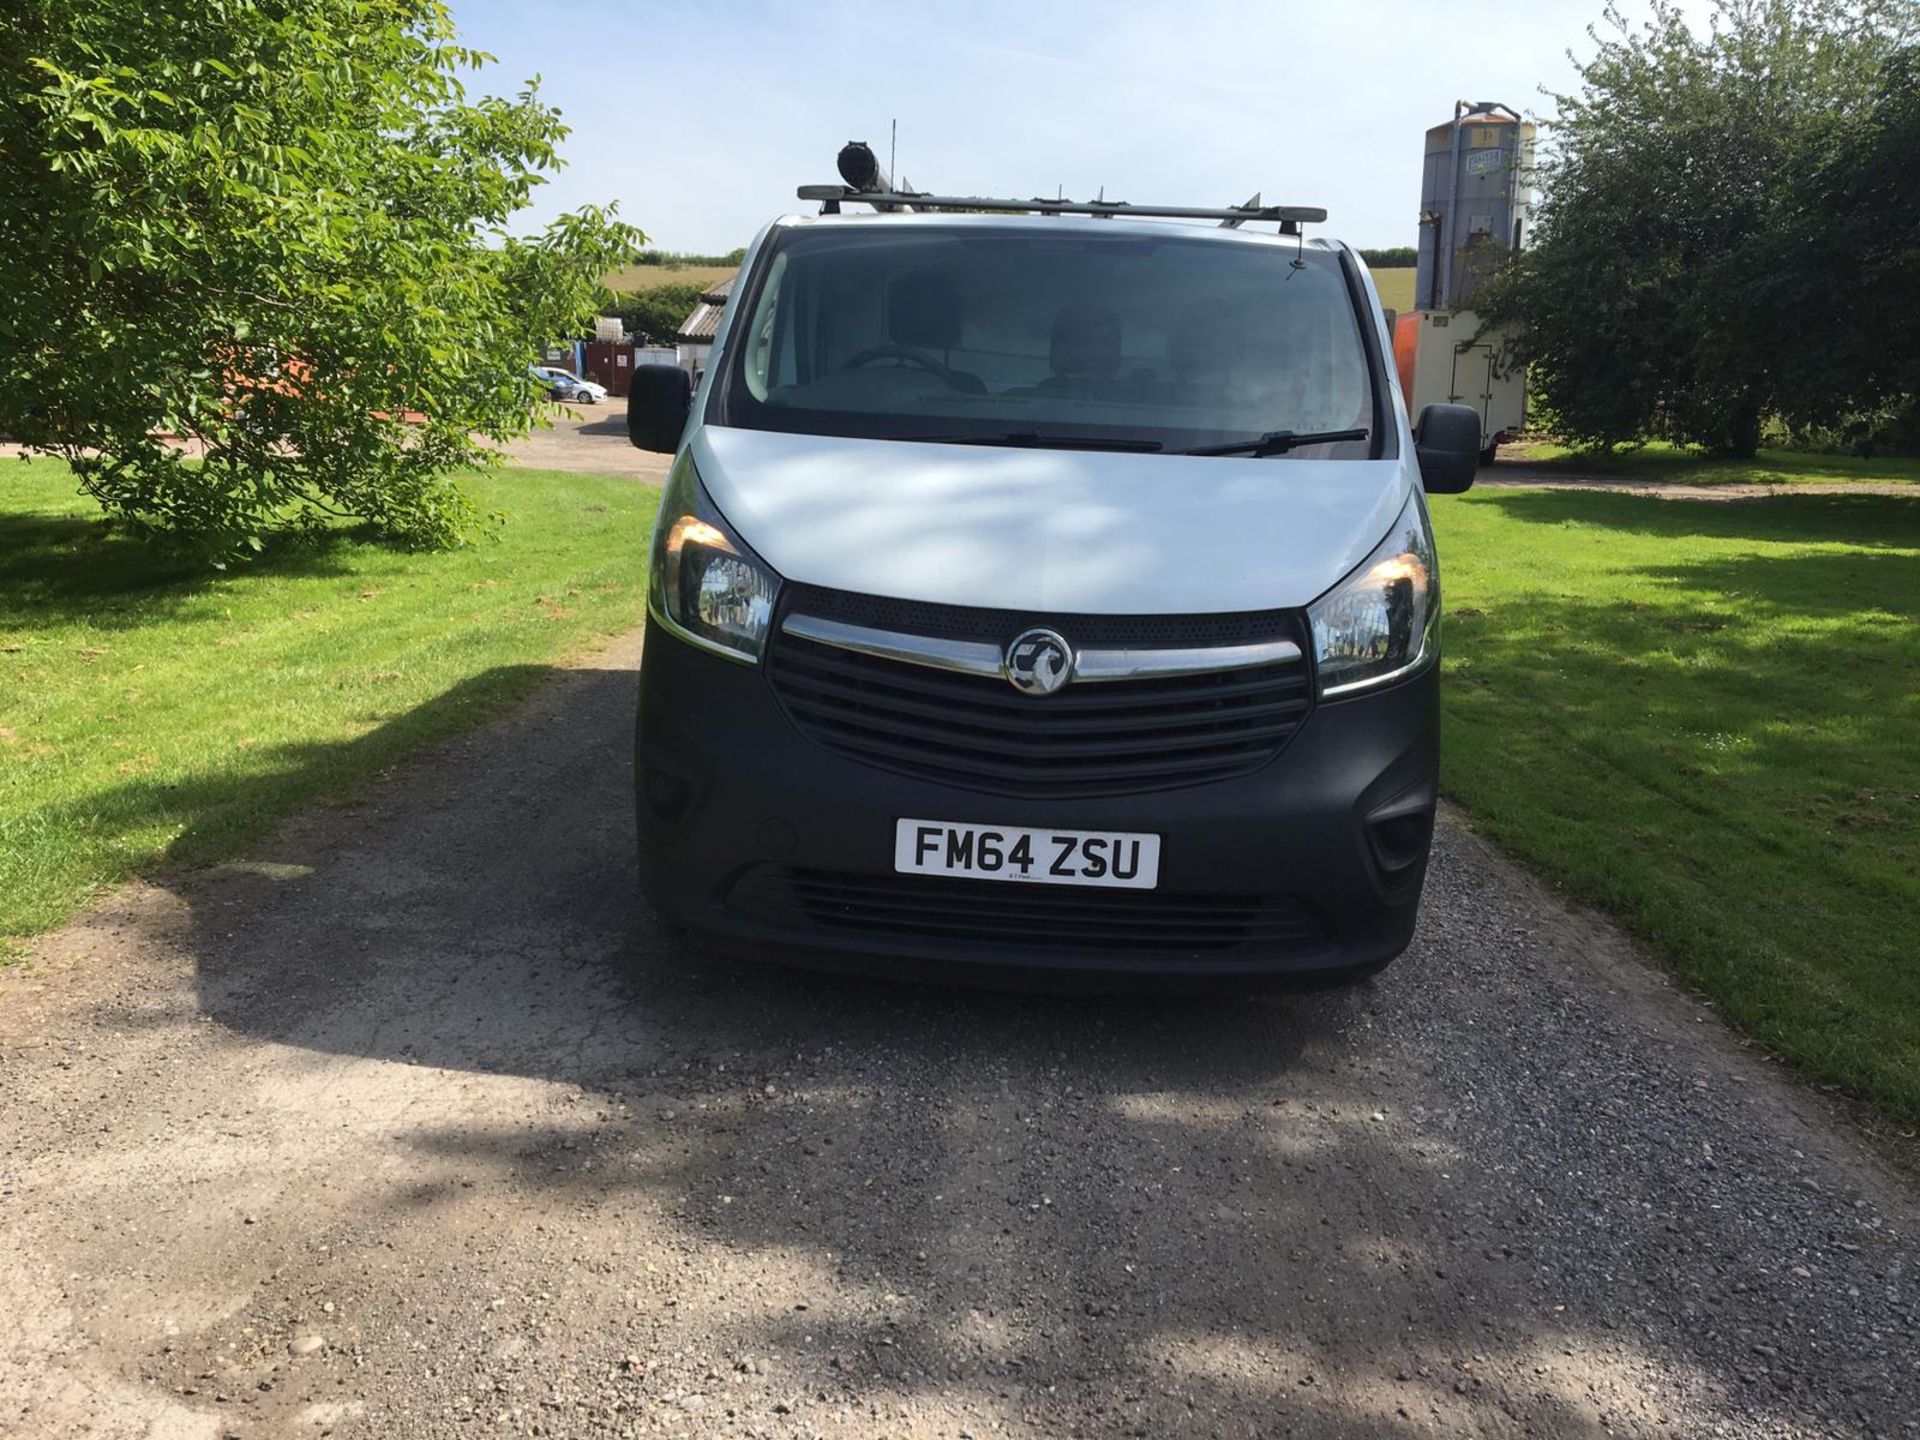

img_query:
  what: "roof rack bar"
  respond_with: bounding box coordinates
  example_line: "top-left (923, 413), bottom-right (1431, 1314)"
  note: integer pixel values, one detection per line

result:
top-left (1219, 192), bottom-right (1261, 230)
top-left (796, 185), bottom-right (1326, 226)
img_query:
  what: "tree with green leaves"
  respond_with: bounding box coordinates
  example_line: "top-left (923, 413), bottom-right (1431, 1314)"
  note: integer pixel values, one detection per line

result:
top-left (1479, 0), bottom-right (1915, 455)
top-left (607, 285), bottom-right (708, 346)
top-left (0, 0), bottom-right (641, 553)
top-left (1780, 44), bottom-right (1920, 442)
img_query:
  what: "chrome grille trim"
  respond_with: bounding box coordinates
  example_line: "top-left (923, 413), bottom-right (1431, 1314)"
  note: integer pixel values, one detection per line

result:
top-left (780, 612), bottom-right (1302, 685)
top-left (781, 614), bottom-right (1003, 679)
top-left (1071, 640), bottom-right (1304, 682)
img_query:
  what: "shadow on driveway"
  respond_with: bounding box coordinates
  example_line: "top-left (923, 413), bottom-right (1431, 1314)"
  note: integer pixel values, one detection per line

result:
top-left (128, 645), bottom-right (1908, 1437)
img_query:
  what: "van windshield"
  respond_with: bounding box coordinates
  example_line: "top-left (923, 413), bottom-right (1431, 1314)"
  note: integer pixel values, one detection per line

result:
top-left (712, 224), bottom-right (1379, 458)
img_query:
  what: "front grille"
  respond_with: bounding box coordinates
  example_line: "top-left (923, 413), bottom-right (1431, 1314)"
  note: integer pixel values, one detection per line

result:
top-left (727, 867), bottom-right (1328, 956)
top-left (766, 591), bottom-right (1314, 798)
top-left (783, 584), bottom-right (1300, 648)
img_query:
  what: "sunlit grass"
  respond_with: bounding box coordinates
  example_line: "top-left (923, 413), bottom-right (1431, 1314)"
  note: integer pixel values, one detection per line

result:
top-left (0, 458), bottom-right (655, 944)
top-left (1435, 487), bottom-right (1920, 1124)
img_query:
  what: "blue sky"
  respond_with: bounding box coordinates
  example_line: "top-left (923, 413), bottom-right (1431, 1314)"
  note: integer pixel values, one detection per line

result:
top-left (447, 0), bottom-right (1694, 253)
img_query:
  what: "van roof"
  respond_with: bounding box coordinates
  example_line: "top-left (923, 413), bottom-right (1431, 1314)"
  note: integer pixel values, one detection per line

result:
top-left (770, 210), bottom-right (1345, 252)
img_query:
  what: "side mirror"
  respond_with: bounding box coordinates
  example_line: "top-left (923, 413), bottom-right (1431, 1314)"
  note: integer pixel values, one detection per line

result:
top-left (628, 363), bottom-right (693, 453)
top-left (1414, 403), bottom-right (1480, 494)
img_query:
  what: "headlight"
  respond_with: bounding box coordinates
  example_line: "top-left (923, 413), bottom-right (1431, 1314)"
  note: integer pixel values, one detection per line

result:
top-left (1307, 491), bottom-right (1439, 698)
top-left (648, 454), bottom-right (781, 664)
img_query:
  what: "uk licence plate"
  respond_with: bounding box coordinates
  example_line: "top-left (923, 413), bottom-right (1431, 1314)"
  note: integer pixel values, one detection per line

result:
top-left (894, 818), bottom-right (1161, 890)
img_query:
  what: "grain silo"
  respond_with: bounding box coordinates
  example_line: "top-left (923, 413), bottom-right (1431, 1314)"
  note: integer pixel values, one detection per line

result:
top-left (1415, 101), bottom-right (1535, 311)
top-left (1394, 101), bottom-right (1535, 463)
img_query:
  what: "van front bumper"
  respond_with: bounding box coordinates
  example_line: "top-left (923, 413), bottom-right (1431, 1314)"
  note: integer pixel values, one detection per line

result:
top-left (635, 619), bottom-right (1438, 986)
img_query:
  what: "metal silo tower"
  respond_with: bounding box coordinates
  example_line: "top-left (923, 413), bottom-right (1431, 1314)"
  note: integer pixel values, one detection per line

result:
top-left (1415, 101), bottom-right (1535, 311)
top-left (1394, 100), bottom-right (1535, 463)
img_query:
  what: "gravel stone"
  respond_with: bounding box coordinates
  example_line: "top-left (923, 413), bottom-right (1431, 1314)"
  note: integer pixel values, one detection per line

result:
top-left (1, 626), bottom-right (1914, 1439)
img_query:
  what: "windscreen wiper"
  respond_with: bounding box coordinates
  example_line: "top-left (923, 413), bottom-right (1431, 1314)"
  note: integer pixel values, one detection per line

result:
top-left (1180, 427), bottom-right (1369, 457)
top-left (915, 431), bottom-right (1164, 453)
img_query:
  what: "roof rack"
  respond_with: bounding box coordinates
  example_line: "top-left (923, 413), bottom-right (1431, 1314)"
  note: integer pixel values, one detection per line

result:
top-left (804, 143), bottom-right (1327, 231)
top-left (796, 184), bottom-right (1328, 229)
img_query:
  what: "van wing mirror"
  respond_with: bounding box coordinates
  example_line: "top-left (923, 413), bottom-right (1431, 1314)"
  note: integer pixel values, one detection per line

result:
top-left (628, 363), bottom-right (693, 453)
top-left (1413, 403), bottom-right (1480, 494)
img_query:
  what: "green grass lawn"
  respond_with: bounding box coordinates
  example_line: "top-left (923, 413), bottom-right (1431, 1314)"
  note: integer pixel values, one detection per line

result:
top-left (0, 459), bottom-right (655, 944)
top-left (1434, 487), bottom-right (1920, 1124)
top-left (1503, 440), bottom-right (1920, 487)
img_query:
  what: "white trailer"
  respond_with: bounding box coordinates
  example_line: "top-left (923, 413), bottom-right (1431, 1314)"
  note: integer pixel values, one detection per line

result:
top-left (1391, 308), bottom-right (1525, 464)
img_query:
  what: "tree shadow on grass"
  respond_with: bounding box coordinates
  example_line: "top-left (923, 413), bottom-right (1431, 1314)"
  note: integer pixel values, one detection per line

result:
top-left (1441, 539), bottom-right (1920, 1123)
top-left (4, 664), bottom-right (570, 942)
top-left (1456, 486), bottom-right (1920, 549)
top-left (1640, 547), bottom-right (1920, 621)
top-left (1502, 446), bottom-right (1920, 488)
top-left (0, 508), bottom-right (367, 631)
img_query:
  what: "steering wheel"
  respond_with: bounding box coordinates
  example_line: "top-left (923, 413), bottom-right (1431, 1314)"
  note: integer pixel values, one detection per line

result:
top-left (842, 344), bottom-right (979, 392)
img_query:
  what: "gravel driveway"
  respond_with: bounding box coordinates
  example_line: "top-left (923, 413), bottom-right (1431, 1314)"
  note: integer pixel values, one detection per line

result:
top-left (5, 397), bottom-right (670, 484)
top-left (495, 397), bottom-right (671, 481)
top-left (2, 632), bottom-right (1915, 1440)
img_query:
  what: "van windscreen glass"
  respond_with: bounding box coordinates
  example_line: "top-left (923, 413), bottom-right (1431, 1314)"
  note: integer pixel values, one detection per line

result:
top-left (713, 225), bottom-right (1377, 458)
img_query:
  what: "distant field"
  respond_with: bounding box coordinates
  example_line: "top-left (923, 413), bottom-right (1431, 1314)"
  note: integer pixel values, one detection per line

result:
top-left (602, 264), bottom-right (735, 295)
top-left (1369, 265), bottom-right (1416, 313)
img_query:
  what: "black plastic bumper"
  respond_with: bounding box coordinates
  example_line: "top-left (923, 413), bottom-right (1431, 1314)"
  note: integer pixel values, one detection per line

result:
top-left (634, 618), bottom-right (1439, 985)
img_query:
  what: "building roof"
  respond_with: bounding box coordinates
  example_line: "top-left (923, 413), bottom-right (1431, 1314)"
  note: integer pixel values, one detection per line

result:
top-left (676, 302), bottom-right (724, 342)
top-left (676, 272), bottom-right (736, 343)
